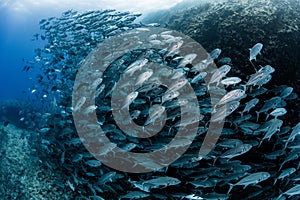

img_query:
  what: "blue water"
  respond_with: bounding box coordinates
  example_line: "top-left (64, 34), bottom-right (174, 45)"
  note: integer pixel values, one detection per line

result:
top-left (0, 7), bottom-right (69, 101)
top-left (0, 9), bottom-right (36, 100)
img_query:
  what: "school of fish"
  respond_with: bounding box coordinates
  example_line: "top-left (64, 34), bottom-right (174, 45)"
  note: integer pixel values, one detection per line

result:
top-left (20, 9), bottom-right (300, 200)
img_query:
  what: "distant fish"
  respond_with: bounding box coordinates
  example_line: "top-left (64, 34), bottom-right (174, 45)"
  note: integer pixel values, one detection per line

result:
top-left (258, 118), bottom-right (283, 147)
top-left (249, 43), bottom-right (263, 62)
top-left (120, 191), bottom-right (150, 199)
top-left (85, 160), bottom-right (102, 167)
top-left (280, 87), bottom-right (293, 98)
top-left (218, 57), bottom-right (232, 64)
top-left (3, 121), bottom-right (9, 127)
top-left (240, 98), bottom-right (259, 116)
top-left (145, 23), bottom-right (160, 27)
top-left (131, 176), bottom-right (180, 192)
top-left (217, 139), bottom-right (243, 149)
top-left (249, 43), bottom-right (263, 71)
top-left (209, 48), bottom-right (222, 60)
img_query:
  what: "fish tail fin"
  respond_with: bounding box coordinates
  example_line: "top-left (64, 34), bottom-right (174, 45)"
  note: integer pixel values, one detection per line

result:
top-left (239, 111), bottom-right (244, 117)
top-left (273, 178), bottom-right (277, 186)
top-left (256, 111), bottom-right (260, 122)
top-left (227, 183), bottom-right (234, 194)
top-left (276, 190), bottom-right (283, 200)
top-left (241, 84), bottom-right (247, 92)
top-left (258, 139), bottom-right (264, 148)
top-left (279, 163), bottom-right (284, 171)
top-left (283, 141), bottom-right (289, 150)
top-left (212, 105), bottom-right (217, 113)
top-left (212, 157), bottom-right (218, 166)
top-left (266, 114), bottom-right (270, 120)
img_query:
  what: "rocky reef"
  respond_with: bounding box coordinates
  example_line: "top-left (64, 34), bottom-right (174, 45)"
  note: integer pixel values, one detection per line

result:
top-left (150, 0), bottom-right (300, 94)
top-left (0, 124), bottom-right (73, 199)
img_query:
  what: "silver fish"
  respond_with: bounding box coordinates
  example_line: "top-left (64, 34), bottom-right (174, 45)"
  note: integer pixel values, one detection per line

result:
top-left (241, 98), bottom-right (259, 116)
top-left (122, 91), bottom-right (139, 109)
top-left (256, 96), bottom-right (282, 121)
top-left (280, 86), bottom-right (293, 98)
top-left (221, 77), bottom-right (242, 86)
top-left (120, 191), bottom-right (150, 199)
top-left (273, 168), bottom-right (296, 185)
top-left (268, 108), bottom-right (287, 119)
top-left (211, 101), bottom-right (240, 122)
top-left (145, 105), bottom-right (165, 125)
top-left (249, 43), bottom-right (263, 61)
top-left (162, 90), bottom-right (180, 103)
top-left (277, 184), bottom-right (300, 199)
top-left (124, 59), bottom-right (148, 76)
top-left (191, 72), bottom-right (207, 83)
top-left (218, 139), bottom-right (243, 148)
top-left (245, 71), bottom-right (269, 88)
top-left (218, 57), bottom-right (232, 64)
top-left (209, 65), bottom-right (231, 86)
top-left (259, 119), bottom-right (283, 147)
top-left (135, 70), bottom-right (153, 86)
top-left (85, 160), bottom-right (102, 167)
top-left (284, 122), bottom-right (300, 148)
top-left (178, 53), bottom-right (197, 68)
top-left (209, 48), bottom-right (222, 60)
top-left (227, 172), bottom-right (270, 194)
top-left (168, 78), bottom-right (188, 92)
top-left (73, 96), bottom-right (86, 111)
top-left (132, 176), bottom-right (181, 192)
top-left (215, 89), bottom-right (245, 108)
top-left (258, 65), bottom-right (275, 74)
top-left (220, 144), bottom-right (252, 160)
